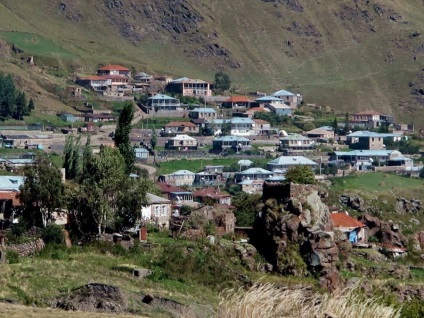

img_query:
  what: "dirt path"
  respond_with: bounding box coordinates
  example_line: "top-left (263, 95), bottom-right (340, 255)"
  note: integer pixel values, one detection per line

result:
top-left (135, 162), bottom-right (157, 178)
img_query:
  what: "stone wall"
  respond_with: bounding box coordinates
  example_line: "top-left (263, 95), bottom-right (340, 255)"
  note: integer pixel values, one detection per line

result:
top-left (7, 238), bottom-right (45, 257)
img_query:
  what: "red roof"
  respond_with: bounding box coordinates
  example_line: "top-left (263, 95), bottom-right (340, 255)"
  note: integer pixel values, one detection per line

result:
top-left (157, 183), bottom-right (186, 194)
top-left (0, 191), bottom-right (21, 206)
top-left (225, 96), bottom-right (251, 103)
top-left (78, 76), bottom-right (107, 81)
top-left (165, 121), bottom-right (197, 127)
top-left (98, 64), bottom-right (130, 71)
top-left (193, 187), bottom-right (230, 199)
top-left (253, 119), bottom-right (270, 125)
top-left (330, 213), bottom-right (365, 228)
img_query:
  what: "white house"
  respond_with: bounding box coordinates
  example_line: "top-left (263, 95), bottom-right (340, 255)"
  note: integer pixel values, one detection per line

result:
top-left (141, 193), bottom-right (172, 229)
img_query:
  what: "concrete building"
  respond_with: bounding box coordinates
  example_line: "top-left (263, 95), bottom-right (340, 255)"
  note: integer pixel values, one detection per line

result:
top-left (165, 134), bottom-right (198, 150)
top-left (141, 193), bottom-right (172, 229)
top-left (235, 167), bottom-right (273, 183)
top-left (272, 89), bottom-right (300, 108)
top-left (189, 108), bottom-right (217, 120)
top-left (267, 156), bottom-right (317, 172)
top-left (205, 118), bottom-right (257, 136)
top-left (158, 170), bottom-right (195, 186)
top-left (212, 136), bottom-right (251, 152)
top-left (347, 131), bottom-right (403, 150)
top-left (350, 111), bottom-right (395, 130)
top-left (167, 77), bottom-right (212, 97)
top-left (265, 103), bottom-right (292, 116)
top-left (279, 134), bottom-right (315, 154)
top-left (147, 94), bottom-right (181, 111)
top-left (163, 122), bottom-right (199, 135)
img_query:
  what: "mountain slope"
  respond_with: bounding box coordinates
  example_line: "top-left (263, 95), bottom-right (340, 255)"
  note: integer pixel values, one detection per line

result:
top-left (0, 0), bottom-right (423, 124)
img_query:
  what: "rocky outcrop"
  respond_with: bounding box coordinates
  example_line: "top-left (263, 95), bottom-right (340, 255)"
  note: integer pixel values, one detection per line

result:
top-left (55, 283), bottom-right (126, 313)
top-left (396, 197), bottom-right (422, 214)
top-left (234, 243), bottom-right (257, 271)
top-left (359, 214), bottom-right (407, 248)
top-left (254, 182), bottom-right (342, 291)
top-left (339, 194), bottom-right (366, 211)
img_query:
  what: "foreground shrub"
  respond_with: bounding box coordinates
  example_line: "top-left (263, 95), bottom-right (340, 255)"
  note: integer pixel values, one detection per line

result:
top-left (217, 283), bottom-right (400, 318)
top-left (41, 224), bottom-right (64, 245)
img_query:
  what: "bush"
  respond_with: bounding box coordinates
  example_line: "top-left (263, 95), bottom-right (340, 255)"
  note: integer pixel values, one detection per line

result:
top-left (401, 298), bottom-right (424, 318)
top-left (41, 224), bottom-right (64, 245)
top-left (7, 250), bottom-right (19, 264)
top-left (286, 166), bottom-right (315, 184)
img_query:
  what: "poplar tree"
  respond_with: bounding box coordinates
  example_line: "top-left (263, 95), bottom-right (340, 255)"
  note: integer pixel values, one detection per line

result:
top-left (114, 102), bottom-right (135, 173)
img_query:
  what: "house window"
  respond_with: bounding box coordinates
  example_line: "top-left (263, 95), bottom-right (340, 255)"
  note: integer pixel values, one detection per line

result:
top-left (155, 206), bottom-right (160, 217)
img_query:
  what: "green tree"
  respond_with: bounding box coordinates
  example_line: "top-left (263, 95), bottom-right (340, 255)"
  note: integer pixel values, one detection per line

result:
top-left (150, 129), bottom-right (157, 150)
top-left (286, 166), bottom-right (316, 184)
top-left (62, 134), bottom-right (80, 179)
top-left (19, 155), bottom-right (64, 227)
top-left (0, 72), bottom-right (34, 120)
top-left (28, 98), bottom-right (35, 111)
top-left (221, 120), bottom-right (232, 136)
top-left (82, 135), bottom-right (92, 178)
top-left (332, 117), bottom-right (338, 132)
top-left (116, 175), bottom-right (157, 230)
top-left (343, 113), bottom-right (350, 134)
top-left (80, 146), bottom-right (127, 234)
top-left (233, 192), bottom-right (261, 226)
top-left (214, 71), bottom-right (231, 93)
top-left (114, 102), bottom-right (135, 173)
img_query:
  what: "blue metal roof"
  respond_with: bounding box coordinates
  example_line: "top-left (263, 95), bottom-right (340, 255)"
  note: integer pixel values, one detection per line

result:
top-left (272, 89), bottom-right (294, 96)
top-left (191, 108), bottom-right (216, 113)
top-left (347, 131), bottom-right (401, 138)
top-left (214, 136), bottom-right (250, 142)
top-left (0, 176), bottom-right (25, 191)
top-left (268, 156), bottom-right (317, 166)
top-left (334, 150), bottom-right (395, 156)
top-left (148, 94), bottom-right (177, 100)
top-left (255, 96), bottom-right (284, 102)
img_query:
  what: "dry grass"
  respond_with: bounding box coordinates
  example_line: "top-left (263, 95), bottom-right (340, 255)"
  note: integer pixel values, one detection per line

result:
top-left (217, 283), bottom-right (400, 318)
top-left (0, 303), bottom-right (147, 318)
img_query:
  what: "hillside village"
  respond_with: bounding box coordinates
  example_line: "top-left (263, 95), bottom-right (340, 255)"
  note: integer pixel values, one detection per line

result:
top-left (2, 62), bottom-right (424, 317)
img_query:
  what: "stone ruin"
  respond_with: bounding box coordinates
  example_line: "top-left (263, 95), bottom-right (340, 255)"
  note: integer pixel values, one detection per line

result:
top-left (253, 182), bottom-right (342, 291)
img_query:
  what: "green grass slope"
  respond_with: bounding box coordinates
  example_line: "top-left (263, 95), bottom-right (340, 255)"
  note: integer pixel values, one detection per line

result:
top-left (0, 0), bottom-right (423, 124)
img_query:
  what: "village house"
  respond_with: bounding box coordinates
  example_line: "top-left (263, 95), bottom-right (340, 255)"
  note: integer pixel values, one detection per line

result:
top-left (97, 64), bottom-right (131, 77)
top-left (221, 96), bottom-right (252, 109)
top-left (255, 96), bottom-right (286, 105)
top-left (189, 107), bottom-right (217, 120)
top-left (304, 127), bottom-right (335, 141)
top-left (267, 156), bottom-right (318, 173)
top-left (212, 136), bottom-right (251, 152)
top-left (76, 76), bottom-right (111, 91)
top-left (100, 75), bottom-right (129, 89)
top-left (158, 170), bottom-right (195, 186)
top-left (279, 134), bottom-right (315, 154)
top-left (141, 193), bottom-right (172, 229)
top-left (133, 72), bottom-right (153, 83)
top-left (165, 134), bottom-right (198, 151)
top-left (330, 149), bottom-right (403, 170)
top-left (167, 77), bottom-right (212, 97)
top-left (162, 122), bottom-right (199, 135)
top-left (235, 167), bottom-right (273, 183)
top-left (253, 119), bottom-right (275, 135)
top-left (134, 147), bottom-right (150, 160)
top-left (157, 183), bottom-right (194, 204)
top-left (350, 111), bottom-right (395, 130)
top-left (272, 89), bottom-right (300, 108)
top-left (147, 94), bottom-right (182, 111)
top-left (238, 179), bottom-right (264, 194)
top-left (330, 212), bottom-right (366, 244)
top-left (245, 107), bottom-right (269, 118)
top-left (205, 117), bottom-right (257, 136)
top-left (60, 113), bottom-right (84, 123)
top-left (0, 176), bottom-right (24, 221)
top-left (193, 165), bottom-right (226, 186)
top-left (265, 103), bottom-right (292, 116)
top-left (193, 188), bottom-right (232, 205)
top-left (347, 131), bottom-right (404, 150)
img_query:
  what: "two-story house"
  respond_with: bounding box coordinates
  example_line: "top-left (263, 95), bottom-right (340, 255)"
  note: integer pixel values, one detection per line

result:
top-left (235, 167), bottom-right (274, 183)
top-left (165, 134), bottom-right (198, 150)
top-left (205, 118), bottom-right (257, 136)
top-left (221, 96), bottom-right (252, 109)
top-left (350, 111), bottom-right (395, 130)
top-left (189, 108), bottom-right (217, 120)
top-left (158, 169), bottom-right (195, 186)
top-left (279, 134), bottom-right (315, 154)
top-left (193, 188), bottom-right (232, 205)
top-left (272, 89), bottom-right (299, 108)
top-left (212, 135), bottom-right (251, 152)
top-left (267, 156), bottom-right (318, 173)
top-left (76, 76), bottom-right (111, 91)
top-left (97, 65), bottom-right (131, 77)
top-left (167, 77), bottom-right (212, 97)
top-left (347, 131), bottom-right (403, 150)
top-left (147, 94), bottom-right (181, 111)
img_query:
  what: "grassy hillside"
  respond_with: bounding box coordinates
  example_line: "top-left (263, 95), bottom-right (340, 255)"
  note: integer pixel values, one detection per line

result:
top-left (0, 1), bottom-right (423, 125)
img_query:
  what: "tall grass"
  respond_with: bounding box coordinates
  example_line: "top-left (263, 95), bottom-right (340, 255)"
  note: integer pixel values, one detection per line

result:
top-left (217, 283), bottom-right (400, 318)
